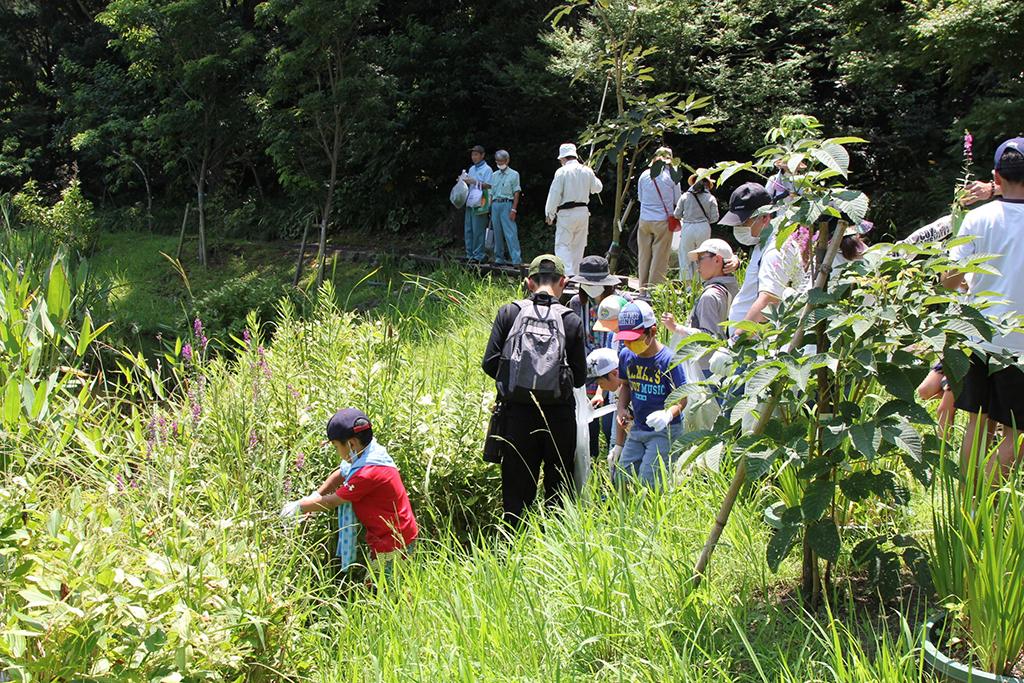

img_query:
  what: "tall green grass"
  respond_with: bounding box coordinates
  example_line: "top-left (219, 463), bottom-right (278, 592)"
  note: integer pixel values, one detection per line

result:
top-left (2, 263), bottom-right (940, 681)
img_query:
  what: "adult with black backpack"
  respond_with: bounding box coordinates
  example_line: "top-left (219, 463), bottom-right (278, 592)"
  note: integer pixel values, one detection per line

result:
top-left (481, 254), bottom-right (588, 528)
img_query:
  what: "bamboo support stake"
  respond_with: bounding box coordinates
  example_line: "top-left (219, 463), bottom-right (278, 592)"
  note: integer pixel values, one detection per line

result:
top-left (293, 216), bottom-right (311, 287)
top-left (691, 222), bottom-right (847, 587)
top-left (175, 203), bottom-right (190, 261)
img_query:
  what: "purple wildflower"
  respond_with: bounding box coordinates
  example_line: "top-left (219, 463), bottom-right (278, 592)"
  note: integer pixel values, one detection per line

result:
top-left (257, 346), bottom-right (271, 379)
top-left (170, 420), bottom-right (179, 438)
top-left (199, 333), bottom-right (208, 351)
top-left (963, 130), bottom-right (973, 162)
top-left (249, 430), bottom-right (259, 449)
top-left (191, 401), bottom-right (202, 423)
top-left (194, 318), bottom-right (203, 337)
top-left (115, 473), bottom-right (125, 491)
top-left (182, 343), bottom-right (193, 363)
top-left (288, 384), bottom-right (301, 401)
top-left (295, 452), bottom-right (305, 471)
top-left (283, 478), bottom-right (292, 497)
top-left (242, 328), bottom-right (251, 346)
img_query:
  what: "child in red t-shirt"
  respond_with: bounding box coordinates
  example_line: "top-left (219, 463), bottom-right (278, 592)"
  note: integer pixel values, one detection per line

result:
top-left (280, 408), bottom-right (418, 569)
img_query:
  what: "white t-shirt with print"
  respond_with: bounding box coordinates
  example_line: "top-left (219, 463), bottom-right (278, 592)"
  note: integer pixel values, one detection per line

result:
top-left (728, 231), bottom-right (808, 326)
top-left (949, 199), bottom-right (1024, 353)
top-left (758, 237), bottom-right (809, 300)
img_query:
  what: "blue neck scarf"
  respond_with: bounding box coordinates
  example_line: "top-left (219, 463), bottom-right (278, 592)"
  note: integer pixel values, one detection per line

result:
top-left (336, 440), bottom-right (397, 568)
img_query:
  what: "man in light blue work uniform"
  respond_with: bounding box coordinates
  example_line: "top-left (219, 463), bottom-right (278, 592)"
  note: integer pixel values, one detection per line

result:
top-left (489, 149), bottom-right (522, 266)
top-left (463, 144), bottom-right (493, 263)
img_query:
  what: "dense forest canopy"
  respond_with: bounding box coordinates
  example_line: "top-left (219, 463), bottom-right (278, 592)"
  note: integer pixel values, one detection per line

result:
top-left (1, 0), bottom-right (1021, 242)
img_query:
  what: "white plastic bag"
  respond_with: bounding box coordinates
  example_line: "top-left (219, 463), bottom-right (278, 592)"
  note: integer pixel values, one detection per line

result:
top-left (466, 184), bottom-right (483, 208)
top-left (484, 224), bottom-right (495, 255)
top-left (450, 179), bottom-right (469, 208)
top-left (572, 386), bottom-right (592, 495)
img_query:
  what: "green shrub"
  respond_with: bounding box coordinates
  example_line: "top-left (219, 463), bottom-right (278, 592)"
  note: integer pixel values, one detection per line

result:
top-left (11, 180), bottom-right (98, 253)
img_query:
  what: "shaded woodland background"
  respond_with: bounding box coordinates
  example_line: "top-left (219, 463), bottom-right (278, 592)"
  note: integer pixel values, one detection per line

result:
top-left (2, 0), bottom-right (1022, 246)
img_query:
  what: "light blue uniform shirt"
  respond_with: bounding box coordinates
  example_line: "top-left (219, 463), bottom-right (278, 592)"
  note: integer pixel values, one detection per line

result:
top-left (468, 160), bottom-right (493, 189)
top-left (490, 167), bottom-right (521, 200)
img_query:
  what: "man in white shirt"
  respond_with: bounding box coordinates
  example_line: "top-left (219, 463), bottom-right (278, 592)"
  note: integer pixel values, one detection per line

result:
top-left (636, 147), bottom-right (681, 290)
top-left (943, 137), bottom-right (1024, 476)
top-left (544, 143), bottom-right (604, 277)
top-left (717, 182), bottom-right (807, 331)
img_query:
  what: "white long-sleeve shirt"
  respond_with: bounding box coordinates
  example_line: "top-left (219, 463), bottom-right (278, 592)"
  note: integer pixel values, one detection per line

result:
top-left (637, 168), bottom-right (681, 221)
top-left (545, 160), bottom-right (603, 220)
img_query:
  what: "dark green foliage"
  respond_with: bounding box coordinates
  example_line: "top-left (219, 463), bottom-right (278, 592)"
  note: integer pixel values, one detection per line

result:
top-left (1, 0), bottom-right (1020, 239)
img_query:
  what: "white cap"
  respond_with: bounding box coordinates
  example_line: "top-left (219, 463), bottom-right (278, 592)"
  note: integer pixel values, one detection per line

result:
top-left (688, 238), bottom-right (735, 262)
top-left (586, 347), bottom-right (619, 379)
top-left (558, 143), bottom-right (578, 159)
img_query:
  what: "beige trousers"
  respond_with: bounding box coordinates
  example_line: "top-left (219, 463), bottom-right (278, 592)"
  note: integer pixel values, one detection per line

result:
top-left (554, 208), bottom-right (590, 277)
top-left (637, 219), bottom-right (672, 289)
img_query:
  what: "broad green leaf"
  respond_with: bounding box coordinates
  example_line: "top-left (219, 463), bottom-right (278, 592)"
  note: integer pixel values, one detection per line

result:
top-left (46, 260), bottom-right (71, 322)
top-left (767, 523), bottom-right (801, 572)
top-left (811, 142), bottom-right (850, 177)
top-left (806, 519), bottom-right (841, 563)
top-left (800, 479), bottom-right (835, 521)
top-left (849, 422), bottom-right (881, 459)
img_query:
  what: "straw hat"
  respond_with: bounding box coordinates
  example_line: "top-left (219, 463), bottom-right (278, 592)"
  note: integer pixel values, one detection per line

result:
top-left (688, 168), bottom-right (714, 188)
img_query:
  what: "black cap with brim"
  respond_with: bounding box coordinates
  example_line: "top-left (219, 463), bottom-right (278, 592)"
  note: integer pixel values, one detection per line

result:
top-left (327, 408), bottom-right (373, 442)
top-left (718, 182), bottom-right (771, 226)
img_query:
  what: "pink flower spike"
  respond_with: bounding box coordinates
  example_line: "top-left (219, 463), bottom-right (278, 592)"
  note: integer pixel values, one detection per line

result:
top-left (182, 342), bottom-right (193, 363)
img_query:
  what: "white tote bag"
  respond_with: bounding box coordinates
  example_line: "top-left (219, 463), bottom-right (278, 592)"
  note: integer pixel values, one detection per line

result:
top-left (572, 386), bottom-right (593, 495)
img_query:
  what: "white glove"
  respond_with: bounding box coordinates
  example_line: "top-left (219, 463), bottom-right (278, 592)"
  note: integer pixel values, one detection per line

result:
top-left (646, 409), bottom-right (673, 431)
top-left (709, 348), bottom-right (734, 377)
top-left (607, 445), bottom-right (623, 474)
top-left (279, 500), bottom-right (301, 519)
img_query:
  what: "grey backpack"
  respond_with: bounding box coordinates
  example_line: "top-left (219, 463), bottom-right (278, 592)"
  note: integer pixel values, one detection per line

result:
top-left (502, 298), bottom-right (570, 402)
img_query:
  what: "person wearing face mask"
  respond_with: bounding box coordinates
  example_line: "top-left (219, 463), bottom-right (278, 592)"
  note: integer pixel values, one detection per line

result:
top-left (718, 182), bottom-right (806, 330)
top-left (279, 408), bottom-right (419, 575)
top-left (568, 255), bottom-right (630, 458)
top-left (489, 150), bottom-right (522, 266)
top-left (610, 300), bottom-right (688, 488)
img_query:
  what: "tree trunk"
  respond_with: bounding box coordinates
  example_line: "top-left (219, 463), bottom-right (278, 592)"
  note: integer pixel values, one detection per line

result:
top-left (293, 214), bottom-right (311, 287)
top-left (801, 533), bottom-right (820, 610)
top-left (316, 128), bottom-right (341, 290)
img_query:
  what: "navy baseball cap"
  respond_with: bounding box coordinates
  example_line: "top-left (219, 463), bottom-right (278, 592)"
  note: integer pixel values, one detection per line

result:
top-left (719, 182), bottom-right (771, 226)
top-left (995, 137), bottom-right (1024, 171)
top-left (615, 300), bottom-right (657, 342)
top-left (326, 408), bottom-right (372, 442)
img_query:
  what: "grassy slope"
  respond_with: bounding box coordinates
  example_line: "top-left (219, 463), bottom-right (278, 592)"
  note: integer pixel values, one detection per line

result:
top-left (6, 240), bottom-right (939, 680)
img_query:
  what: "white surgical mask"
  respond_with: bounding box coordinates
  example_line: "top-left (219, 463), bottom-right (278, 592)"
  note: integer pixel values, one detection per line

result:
top-left (733, 224), bottom-right (759, 246)
top-left (581, 284), bottom-right (605, 298)
top-left (497, 163), bottom-right (508, 170)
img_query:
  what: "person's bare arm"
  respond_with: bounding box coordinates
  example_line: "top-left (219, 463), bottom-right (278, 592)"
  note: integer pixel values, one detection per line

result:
top-left (616, 383), bottom-right (631, 446)
top-left (941, 270), bottom-right (966, 291)
top-left (743, 291), bottom-right (780, 324)
top-left (298, 492), bottom-right (344, 514)
top-left (317, 469), bottom-right (345, 496)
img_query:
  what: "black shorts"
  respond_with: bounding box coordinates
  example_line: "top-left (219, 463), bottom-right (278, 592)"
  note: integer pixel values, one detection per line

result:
top-left (954, 352), bottom-right (1024, 429)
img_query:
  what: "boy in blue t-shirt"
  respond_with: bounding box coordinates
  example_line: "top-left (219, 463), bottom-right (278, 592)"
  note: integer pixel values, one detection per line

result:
top-left (611, 300), bottom-right (687, 487)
